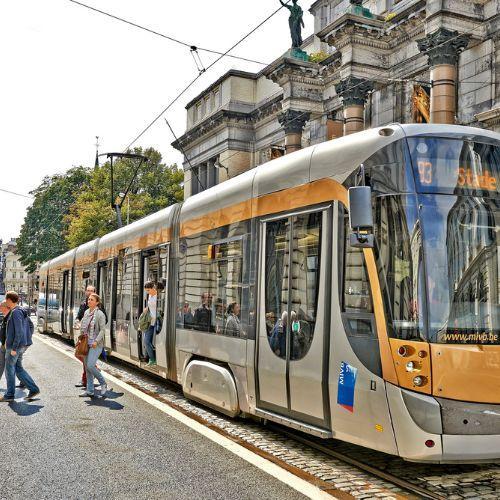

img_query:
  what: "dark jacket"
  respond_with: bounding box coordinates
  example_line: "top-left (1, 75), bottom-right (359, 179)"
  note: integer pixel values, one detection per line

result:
top-left (77, 299), bottom-right (88, 321)
top-left (5, 307), bottom-right (28, 351)
top-left (0, 310), bottom-right (11, 345)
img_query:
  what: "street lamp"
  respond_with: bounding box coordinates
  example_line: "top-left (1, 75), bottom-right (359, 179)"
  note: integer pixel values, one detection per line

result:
top-left (99, 152), bottom-right (148, 228)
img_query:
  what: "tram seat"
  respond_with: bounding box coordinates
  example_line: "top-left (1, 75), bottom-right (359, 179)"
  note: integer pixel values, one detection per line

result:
top-left (182, 360), bottom-right (240, 418)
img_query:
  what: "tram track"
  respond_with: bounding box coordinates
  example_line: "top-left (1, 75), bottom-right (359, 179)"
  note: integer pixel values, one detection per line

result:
top-left (267, 426), bottom-right (444, 500)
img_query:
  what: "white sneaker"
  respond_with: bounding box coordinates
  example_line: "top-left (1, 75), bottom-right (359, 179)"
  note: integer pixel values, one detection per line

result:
top-left (100, 383), bottom-right (108, 397)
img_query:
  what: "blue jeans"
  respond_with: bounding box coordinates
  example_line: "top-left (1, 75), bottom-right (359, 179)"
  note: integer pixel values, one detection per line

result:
top-left (5, 347), bottom-right (39, 398)
top-left (143, 326), bottom-right (155, 362)
top-left (85, 346), bottom-right (106, 395)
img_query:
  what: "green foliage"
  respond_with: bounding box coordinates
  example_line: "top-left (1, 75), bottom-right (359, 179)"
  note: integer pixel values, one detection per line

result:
top-left (308, 51), bottom-right (329, 63)
top-left (66, 147), bottom-right (183, 248)
top-left (17, 166), bottom-right (90, 273)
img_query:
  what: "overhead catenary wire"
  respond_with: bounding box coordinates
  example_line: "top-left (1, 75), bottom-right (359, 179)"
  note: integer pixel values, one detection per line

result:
top-left (67, 0), bottom-right (268, 67)
top-left (0, 188), bottom-right (34, 199)
top-left (123, 0), bottom-right (291, 151)
top-left (164, 118), bottom-right (206, 191)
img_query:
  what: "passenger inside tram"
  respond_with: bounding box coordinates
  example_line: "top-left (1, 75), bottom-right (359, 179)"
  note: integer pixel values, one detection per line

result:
top-left (225, 302), bottom-right (241, 337)
top-left (179, 302), bottom-right (194, 329)
top-left (194, 292), bottom-right (213, 332)
top-left (215, 298), bottom-right (226, 334)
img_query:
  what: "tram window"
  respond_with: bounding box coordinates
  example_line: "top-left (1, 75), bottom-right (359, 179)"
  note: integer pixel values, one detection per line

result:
top-left (177, 223), bottom-right (247, 336)
top-left (363, 140), bottom-right (414, 194)
top-left (373, 195), bottom-right (424, 340)
top-left (265, 212), bottom-right (322, 360)
top-left (132, 253), bottom-right (141, 329)
top-left (116, 251), bottom-right (133, 323)
top-left (343, 211), bottom-right (373, 313)
top-left (289, 212), bottom-right (321, 360)
top-left (265, 219), bottom-right (290, 359)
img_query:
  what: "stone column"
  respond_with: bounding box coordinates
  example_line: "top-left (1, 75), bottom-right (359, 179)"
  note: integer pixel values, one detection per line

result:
top-left (335, 77), bottom-right (374, 135)
top-left (278, 110), bottom-right (311, 154)
top-left (417, 28), bottom-right (470, 124)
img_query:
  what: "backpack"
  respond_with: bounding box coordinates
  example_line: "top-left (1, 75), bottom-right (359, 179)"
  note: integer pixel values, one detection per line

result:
top-left (22, 309), bottom-right (34, 346)
top-left (138, 309), bottom-right (151, 332)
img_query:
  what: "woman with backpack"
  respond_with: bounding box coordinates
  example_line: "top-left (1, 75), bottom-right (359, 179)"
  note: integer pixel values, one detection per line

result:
top-left (79, 293), bottom-right (107, 398)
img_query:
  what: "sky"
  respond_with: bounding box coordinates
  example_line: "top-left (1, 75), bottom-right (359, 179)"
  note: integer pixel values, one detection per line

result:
top-left (0, 0), bottom-right (315, 243)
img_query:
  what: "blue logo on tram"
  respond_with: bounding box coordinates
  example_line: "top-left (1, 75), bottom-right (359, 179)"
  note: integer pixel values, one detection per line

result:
top-left (337, 361), bottom-right (357, 413)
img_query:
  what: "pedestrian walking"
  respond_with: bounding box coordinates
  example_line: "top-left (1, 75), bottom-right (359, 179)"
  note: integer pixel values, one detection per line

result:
top-left (79, 293), bottom-right (107, 398)
top-left (75, 285), bottom-right (107, 388)
top-left (0, 291), bottom-right (39, 402)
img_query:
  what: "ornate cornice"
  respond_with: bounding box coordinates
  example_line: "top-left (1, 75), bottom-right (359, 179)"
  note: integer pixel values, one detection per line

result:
top-left (335, 76), bottom-right (374, 106)
top-left (250, 96), bottom-right (283, 122)
top-left (475, 107), bottom-right (500, 127)
top-left (172, 109), bottom-right (253, 150)
top-left (278, 109), bottom-right (311, 134)
top-left (265, 57), bottom-right (320, 86)
top-left (417, 28), bottom-right (470, 66)
top-left (318, 14), bottom-right (388, 49)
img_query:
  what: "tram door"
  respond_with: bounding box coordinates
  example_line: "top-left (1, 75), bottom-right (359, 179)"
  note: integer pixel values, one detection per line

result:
top-left (98, 261), bottom-right (114, 351)
top-left (136, 247), bottom-right (168, 365)
top-left (257, 208), bottom-right (331, 429)
top-left (61, 270), bottom-right (70, 334)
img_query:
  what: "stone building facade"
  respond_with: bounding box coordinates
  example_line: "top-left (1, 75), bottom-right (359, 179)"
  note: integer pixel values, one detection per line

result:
top-left (3, 250), bottom-right (29, 300)
top-left (173, 0), bottom-right (500, 198)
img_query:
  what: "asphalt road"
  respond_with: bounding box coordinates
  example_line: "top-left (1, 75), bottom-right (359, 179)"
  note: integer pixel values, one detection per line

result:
top-left (0, 337), bottom-right (306, 500)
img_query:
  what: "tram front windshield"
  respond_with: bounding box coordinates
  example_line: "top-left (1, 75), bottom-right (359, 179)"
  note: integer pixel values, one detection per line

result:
top-left (407, 137), bottom-right (500, 344)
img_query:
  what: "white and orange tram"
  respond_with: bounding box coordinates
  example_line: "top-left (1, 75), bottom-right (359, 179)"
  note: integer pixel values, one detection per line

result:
top-left (37, 124), bottom-right (500, 462)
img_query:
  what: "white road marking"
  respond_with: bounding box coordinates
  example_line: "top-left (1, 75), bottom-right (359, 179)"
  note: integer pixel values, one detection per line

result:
top-left (36, 335), bottom-right (332, 500)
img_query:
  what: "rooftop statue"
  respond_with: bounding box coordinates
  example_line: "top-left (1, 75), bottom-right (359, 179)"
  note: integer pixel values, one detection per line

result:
top-left (279, 0), bottom-right (305, 48)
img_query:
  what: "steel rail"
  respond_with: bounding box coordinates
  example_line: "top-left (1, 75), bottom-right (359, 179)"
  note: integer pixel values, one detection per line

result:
top-left (267, 425), bottom-right (445, 500)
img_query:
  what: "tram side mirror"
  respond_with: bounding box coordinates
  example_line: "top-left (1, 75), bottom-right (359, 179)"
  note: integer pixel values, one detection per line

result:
top-left (348, 186), bottom-right (374, 248)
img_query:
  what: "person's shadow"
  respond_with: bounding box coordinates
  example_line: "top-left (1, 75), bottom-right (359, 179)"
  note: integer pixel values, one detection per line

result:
top-left (84, 390), bottom-right (124, 411)
top-left (7, 401), bottom-right (44, 416)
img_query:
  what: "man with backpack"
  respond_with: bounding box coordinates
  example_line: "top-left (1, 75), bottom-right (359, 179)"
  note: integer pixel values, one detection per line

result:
top-left (0, 291), bottom-right (39, 402)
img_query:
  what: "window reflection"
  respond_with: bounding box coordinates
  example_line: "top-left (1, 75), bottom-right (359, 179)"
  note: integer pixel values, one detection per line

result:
top-left (265, 212), bottom-right (322, 361)
top-left (421, 196), bottom-right (500, 343)
top-left (373, 196), bottom-right (424, 340)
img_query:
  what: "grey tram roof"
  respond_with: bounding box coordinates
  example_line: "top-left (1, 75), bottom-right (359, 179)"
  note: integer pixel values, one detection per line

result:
top-left (42, 123), bottom-right (500, 272)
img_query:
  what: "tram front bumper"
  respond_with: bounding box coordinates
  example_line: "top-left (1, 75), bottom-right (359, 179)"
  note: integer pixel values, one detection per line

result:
top-left (441, 435), bottom-right (500, 463)
top-left (387, 384), bottom-right (500, 462)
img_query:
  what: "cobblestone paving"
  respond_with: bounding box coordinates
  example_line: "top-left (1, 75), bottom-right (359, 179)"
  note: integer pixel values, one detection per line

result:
top-left (43, 334), bottom-right (500, 499)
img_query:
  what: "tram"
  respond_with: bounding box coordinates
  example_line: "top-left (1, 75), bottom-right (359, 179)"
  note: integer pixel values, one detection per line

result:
top-left (37, 124), bottom-right (500, 463)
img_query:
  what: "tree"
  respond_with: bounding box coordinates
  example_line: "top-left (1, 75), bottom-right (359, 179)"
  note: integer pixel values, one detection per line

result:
top-left (66, 147), bottom-right (183, 248)
top-left (17, 167), bottom-right (90, 273)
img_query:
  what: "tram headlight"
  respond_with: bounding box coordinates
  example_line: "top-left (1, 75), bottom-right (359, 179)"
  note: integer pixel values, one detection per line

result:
top-left (413, 375), bottom-right (427, 387)
top-left (406, 361), bottom-right (415, 372)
